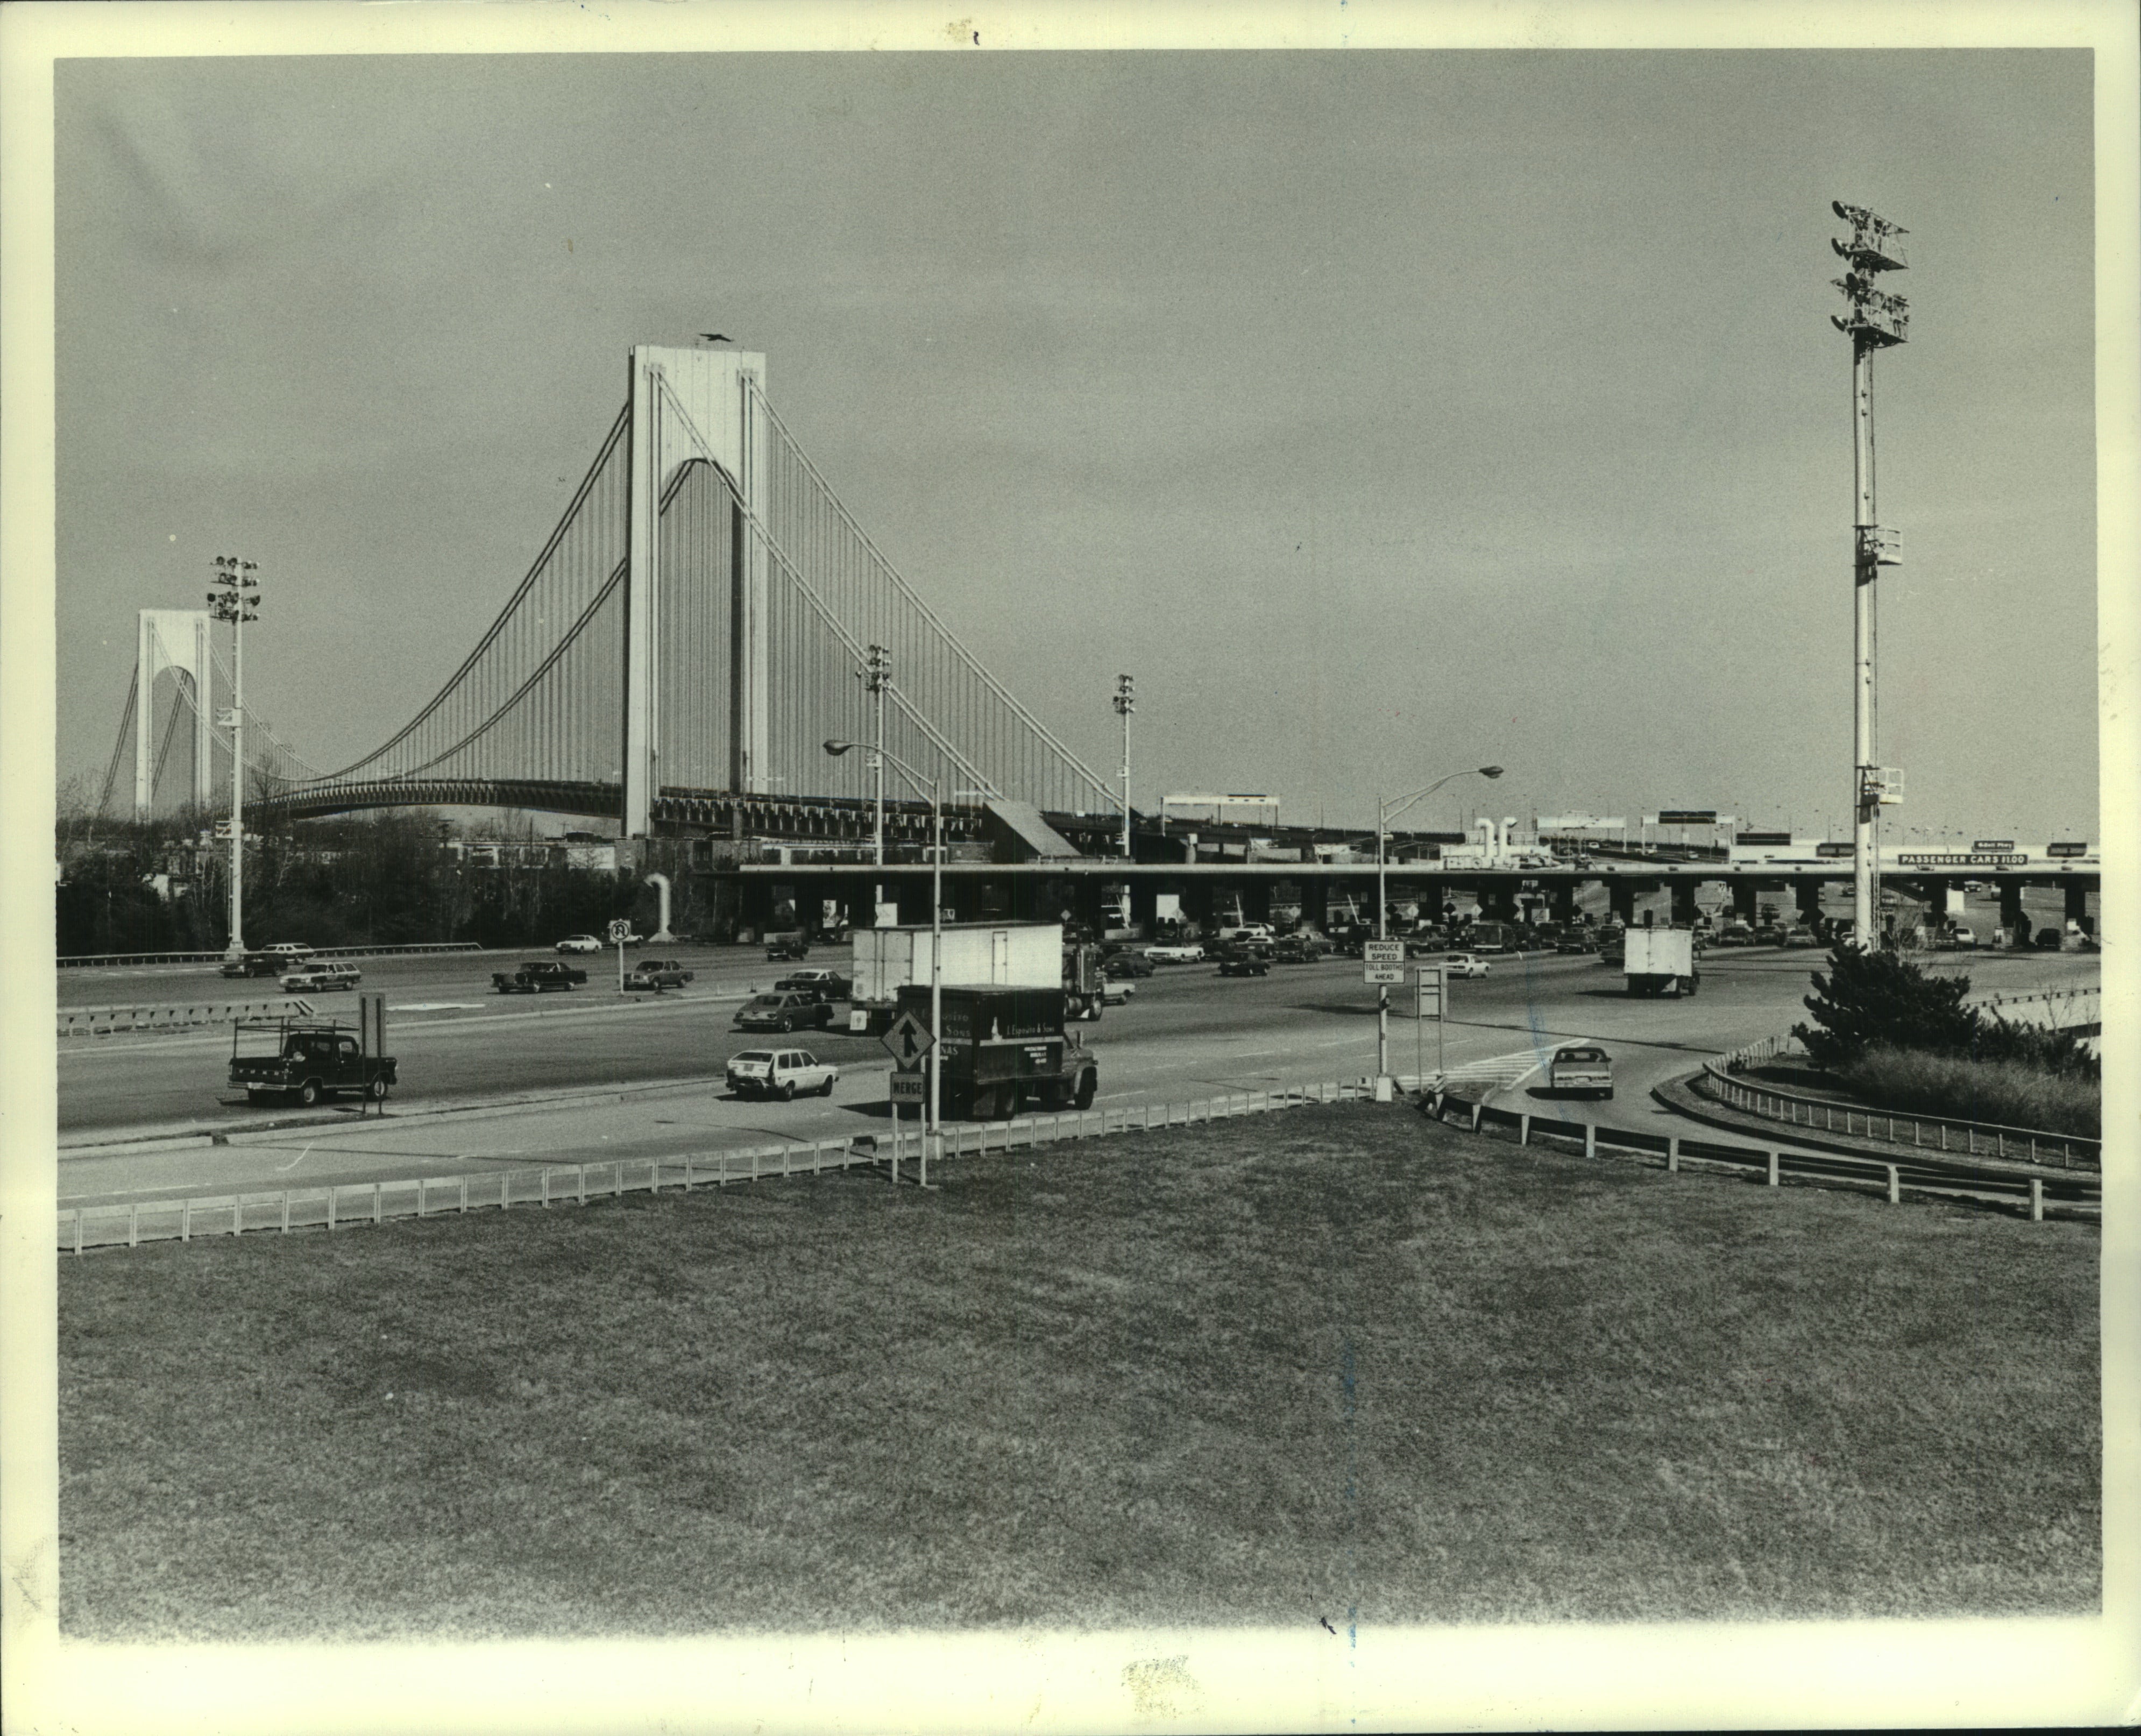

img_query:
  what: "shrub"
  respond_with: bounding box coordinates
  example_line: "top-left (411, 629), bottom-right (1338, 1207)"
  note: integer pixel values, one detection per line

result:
top-left (1845, 1043), bottom-right (2100, 1139)
top-left (1795, 945), bottom-right (1977, 1069)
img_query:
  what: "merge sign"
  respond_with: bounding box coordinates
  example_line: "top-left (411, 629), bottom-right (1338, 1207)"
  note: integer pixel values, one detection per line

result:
top-left (889, 1069), bottom-right (926, 1104)
top-left (881, 1011), bottom-right (937, 1066)
top-left (1363, 940), bottom-right (1406, 964)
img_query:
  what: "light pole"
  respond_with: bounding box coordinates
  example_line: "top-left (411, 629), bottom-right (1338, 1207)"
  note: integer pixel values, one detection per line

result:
top-left (864, 645), bottom-right (890, 922)
top-left (206, 556), bottom-right (258, 959)
top-left (1113, 674), bottom-right (1135, 859)
top-left (1831, 200), bottom-right (1909, 948)
top-left (1376, 765), bottom-right (1502, 1083)
top-left (827, 737), bottom-right (940, 1185)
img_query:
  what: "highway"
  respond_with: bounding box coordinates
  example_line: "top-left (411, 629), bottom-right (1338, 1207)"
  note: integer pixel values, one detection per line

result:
top-left (53, 937), bottom-right (2099, 1210)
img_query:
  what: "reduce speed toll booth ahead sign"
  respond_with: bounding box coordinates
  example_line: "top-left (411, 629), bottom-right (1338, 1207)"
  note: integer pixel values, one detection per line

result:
top-left (1363, 939), bottom-right (1405, 983)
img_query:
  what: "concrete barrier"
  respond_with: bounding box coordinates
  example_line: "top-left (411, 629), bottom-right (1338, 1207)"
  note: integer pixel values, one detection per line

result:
top-left (59, 997), bottom-right (315, 1037)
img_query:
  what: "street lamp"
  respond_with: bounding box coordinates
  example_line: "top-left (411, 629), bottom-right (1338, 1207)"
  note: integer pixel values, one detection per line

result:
top-left (1377, 764), bottom-right (1502, 1086)
top-left (206, 555), bottom-right (259, 959)
top-left (827, 736), bottom-right (940, 1185)
top-left (1113, 674), bottom-right (1135, 859)
top-left (864, 645), bottom-right (890, 922)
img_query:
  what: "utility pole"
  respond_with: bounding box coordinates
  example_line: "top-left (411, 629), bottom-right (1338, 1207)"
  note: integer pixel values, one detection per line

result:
top-left (1830, 201), bottom-right (1909, 948)
top-left (207, 556), bottom-right (259, 959)
top-left (1113, 674), bottom-right (1135, 859)
top-left (866, 644), bottom-right (889, 921)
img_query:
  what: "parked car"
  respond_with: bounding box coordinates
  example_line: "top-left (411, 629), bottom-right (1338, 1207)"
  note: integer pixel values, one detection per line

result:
top-left (1102, 952), bottom-right (1154, 979)
top-left (734, 991), bottom-right (835, 1033)
top-left (278, 960), bottom-right (361, 993)
top-left (764, 935), bottom-right (810, 962)
top-left (726, 1047), bottom-right (838, 1101)
top-left (775, 968), bottom-right (853, 1001)
top-left (493, 959), bottom-right (589, 994)
top-left (623, 959), bottom-right (694, 991)
top-left (555, 934), bottom-right (602, 954)
top-left (1548, 1044), bottom-right (1614, 1100)
top-left (1443, 953), bottom-right (1491, 979)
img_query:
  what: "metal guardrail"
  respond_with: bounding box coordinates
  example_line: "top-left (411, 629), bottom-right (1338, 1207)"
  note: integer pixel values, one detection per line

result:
top-left (59, 997), bottom-right (316, 1038)
top-left (57, 941), bottom-right (488, 969)
top-left (1423, 1089), bottom-right (2094, 1218)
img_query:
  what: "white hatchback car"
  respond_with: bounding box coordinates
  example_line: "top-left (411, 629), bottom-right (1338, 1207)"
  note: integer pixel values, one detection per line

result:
top-left (726, 1047), bottom-right (838, 1101)
top-left (1443, 953), bottom-right (1491, 979)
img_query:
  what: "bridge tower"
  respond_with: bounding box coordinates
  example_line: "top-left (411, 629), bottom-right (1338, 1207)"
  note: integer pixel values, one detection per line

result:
top-left (624, 344), bottom-right (770, 837)
top-left (134, 608), bottom-right (214, 818)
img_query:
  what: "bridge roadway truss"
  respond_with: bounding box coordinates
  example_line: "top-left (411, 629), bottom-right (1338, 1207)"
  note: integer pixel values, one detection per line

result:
top-left (228, 344), bottom-right (1119, 839)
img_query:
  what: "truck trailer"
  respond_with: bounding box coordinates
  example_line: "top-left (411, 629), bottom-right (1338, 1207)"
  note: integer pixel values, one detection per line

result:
top-left (849, 922), bottom-right (1106, 1030)
top-left (1623, 926), bottom-right (1700, 996)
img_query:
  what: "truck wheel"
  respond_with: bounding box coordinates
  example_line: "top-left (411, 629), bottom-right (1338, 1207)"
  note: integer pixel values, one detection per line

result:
top-left (1073, 1069), bottom-right (1097, 1111)
top-left (366, 1076), bottom-right (389, 1101)
top-left (299, 1080), bottom-right (322, 1107)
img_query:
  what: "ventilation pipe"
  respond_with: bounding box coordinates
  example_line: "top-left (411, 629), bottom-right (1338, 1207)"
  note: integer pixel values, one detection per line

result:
top-left (645, 871), bottom-right (674, 943)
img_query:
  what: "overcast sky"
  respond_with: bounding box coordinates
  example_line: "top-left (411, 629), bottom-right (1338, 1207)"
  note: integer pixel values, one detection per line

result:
top-left (54, 47), bottom-right (2097, 841)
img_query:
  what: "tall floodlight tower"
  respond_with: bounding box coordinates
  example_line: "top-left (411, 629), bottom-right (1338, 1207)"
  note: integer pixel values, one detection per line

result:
top-left (867, 643), bottom-right (890, 916)
top-left (207, 555), bottom-right (260, 958)
top-left (1113, 674), bottom-right (1135, 858)
top-left (1830, 202), bottom-right (1909, 948)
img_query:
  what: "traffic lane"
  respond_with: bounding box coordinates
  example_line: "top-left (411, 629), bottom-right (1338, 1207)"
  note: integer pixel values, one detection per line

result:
top-left (54, 943), bottom-right (805, 1009)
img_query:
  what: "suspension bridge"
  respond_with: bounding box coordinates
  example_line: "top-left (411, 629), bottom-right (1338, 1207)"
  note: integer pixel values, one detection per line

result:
top-left (105, 345), bottom-right (1123, 848)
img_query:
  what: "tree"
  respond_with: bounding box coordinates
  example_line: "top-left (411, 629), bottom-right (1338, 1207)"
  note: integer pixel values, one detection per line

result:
top-left (1793, 944), bottom-right (1977, 1070)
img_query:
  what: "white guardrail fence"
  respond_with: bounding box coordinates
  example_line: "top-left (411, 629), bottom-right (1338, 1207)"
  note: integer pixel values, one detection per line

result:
top-left (57, 941), bottom-right (487, 969)
top-left (58, 1057), bottom-right (2096, 1257)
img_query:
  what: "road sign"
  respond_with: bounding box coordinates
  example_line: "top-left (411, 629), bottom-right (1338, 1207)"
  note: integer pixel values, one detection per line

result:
top-left (212, 819), bottom-right (236, 839)
top-left (1816, 842), bottom-right (1853, 858)
top-left (606, 919), bottom-right (633, 944)
top-left (1972, 839), bottom-right (2016, 852)
top-left (881, 1010), bottom-right (936, 1066)
top-left (1415, 967), bottom-right (1444, 1019)
top-left (2047, 841), bottom-right (2090, 859)
top-left (1365, 965), bottom-right (1404, 984)
top-left (1363, 940), bottom-right (1405, 965)
top-left (889, 1069), bottom-right (926, 1105)
top-left (1655, 810), bottom-right (1717, 825)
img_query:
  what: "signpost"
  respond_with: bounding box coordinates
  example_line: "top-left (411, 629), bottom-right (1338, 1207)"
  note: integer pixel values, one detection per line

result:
top-left (606, 918), bottom-right (632, 990)
top-left (1414, 964), bottom-right (1445, 1083)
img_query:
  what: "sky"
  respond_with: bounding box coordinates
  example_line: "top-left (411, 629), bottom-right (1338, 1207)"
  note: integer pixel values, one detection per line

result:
top-left (52, 46), bottom-right (2099, 842)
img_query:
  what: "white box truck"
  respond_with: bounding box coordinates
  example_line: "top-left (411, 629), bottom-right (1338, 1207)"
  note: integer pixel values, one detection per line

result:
top-left (1624, 927), bottom-right (1700, 996)
top-left (850, 922), bottom-right (1086, 1031)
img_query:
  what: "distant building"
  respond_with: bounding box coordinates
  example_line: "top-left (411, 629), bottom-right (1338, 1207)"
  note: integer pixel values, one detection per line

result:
top-left (1162, 792), bottom-right (1280, 830)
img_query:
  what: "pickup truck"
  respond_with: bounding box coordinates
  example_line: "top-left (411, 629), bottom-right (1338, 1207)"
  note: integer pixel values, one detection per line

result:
top-left (493, 960), bottom-right (588, 994)
top-left (229, 1018), bottom-right (396, 1107)
top-left (623, 959), bottom-right (694, 991)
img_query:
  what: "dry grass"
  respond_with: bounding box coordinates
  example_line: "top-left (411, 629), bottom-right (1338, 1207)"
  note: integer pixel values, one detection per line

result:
top-left (1847, 1044), bottom-right (2101, 1137)
top-left (59, 1103), bottom-right (2098, 1640)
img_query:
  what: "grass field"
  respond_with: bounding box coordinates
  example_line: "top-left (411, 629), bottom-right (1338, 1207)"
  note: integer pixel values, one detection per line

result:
top-left (58, 1103), bottom-right (2099, 1640)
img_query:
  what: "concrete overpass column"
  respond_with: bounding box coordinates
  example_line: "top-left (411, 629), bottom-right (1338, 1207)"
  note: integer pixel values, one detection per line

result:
top-left (1940, 879), bottom-right (1966, 919)
top-left (1732, 882), bottom-right (1759, 923)
top-left (1795, 881), bottom-right (1825, 923)
top-left (2065, 882), bottom-right (2092, 934)
top-left (1670, 882), bottom-right (1699, 925)
top-left (1606, 880), bottom-right (1636, 925)
top-left (1481, 882), bottom-right (1518, 922)
top-left (1550, 883), bottom-right (1576, 924)
top-left (1999, 882), bottom-right (2027, 944)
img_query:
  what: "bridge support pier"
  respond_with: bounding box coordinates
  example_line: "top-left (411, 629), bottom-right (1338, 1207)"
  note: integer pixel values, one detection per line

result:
top-left (1670, 882), bottom-right (1699, 926)
top-left (1480, 884), bottom-right (1519, 922)
top-left (2000, 882), bottom-right (2028, 945)
top-left (1731, 882), bottom-right (1760, 923)
top-left (1796, 880), bottom-right (1826, 926)
top-left (1606, 881), bottom-right (1636, 926)
top-left (1550, 883), bottom-right (1576, 924)
top-left (2065, 882), bottom-right (2092, 934)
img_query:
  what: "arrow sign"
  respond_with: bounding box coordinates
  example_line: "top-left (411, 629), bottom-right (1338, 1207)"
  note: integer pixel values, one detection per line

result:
top-left (881, 1010), bottom-right (937, 1065)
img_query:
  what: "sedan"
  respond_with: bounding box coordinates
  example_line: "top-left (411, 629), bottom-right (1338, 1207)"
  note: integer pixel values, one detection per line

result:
top-left (1443, 953), bottom-right (1491, 979)
top-left (555, 934), bottom-right (602, 954)
top-left (1102, 952), bottom-right (1154, 979)
top-left (775, 969), bottom-right (853, 1000)
top-left (734, 991), bottom-right (835, 1033)
top-left (726, 1047), bottom-right (838, 1100)
top-left (1548, 1044), bottom-right (1614, 1099)
top-left (1100, 977), bottom-right (1136, 1006)
top-left (623, 959), bottom-right (694, 991)
top-left (1216, 950), bottom-right (1270, 977)
top-left (279, 960), bottom-right (361, 993)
